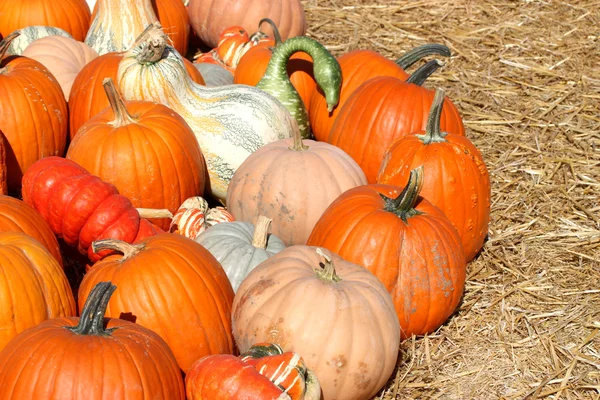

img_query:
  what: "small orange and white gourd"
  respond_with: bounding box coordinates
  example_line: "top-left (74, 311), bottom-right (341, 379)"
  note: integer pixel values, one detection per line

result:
top-left (169, 196), bottom-right (234, 240)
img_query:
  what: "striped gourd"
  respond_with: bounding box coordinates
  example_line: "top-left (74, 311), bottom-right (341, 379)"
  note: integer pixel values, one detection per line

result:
top-left (118, 24), bottom-right (298, 202)
top-left (256, 36), bottom-right (341, 139)
top-left (6, 26), bottom-right (72, 56)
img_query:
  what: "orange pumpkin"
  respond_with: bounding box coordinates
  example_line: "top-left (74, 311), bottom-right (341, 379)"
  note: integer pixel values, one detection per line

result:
top-left (0, 232), bottom-right (75, 353)
top-left (307, 167), bottom-right (466, 339)
top-left (67, 78), bottom-right (206, 230)
top-left (0, 195), bottom-right (63, 266)
top-left (0, 281), bottom-right (185, 399)
top-left (326, 61), bottom-right (465, 183)
top-left (78, 233), bottom-right (235, 373)
top-left (0, 0), bottom-right (91, 41)
top-left (309, 43), bottom-right (451, 142)
top-left (68, 51), bottom-right (203, 139)
top-left (378, 89), bottom-right (491, 262)
top-left (0, 32), bottom-right (68, 191)
top-left (233, 18), bottom-right (315, 112)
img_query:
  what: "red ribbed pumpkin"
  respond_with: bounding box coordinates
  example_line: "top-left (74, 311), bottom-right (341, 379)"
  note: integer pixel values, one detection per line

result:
top-left (326, 62), bottom-right (465, 183)
top-left (78, 233), bottom-right (235, 373)
top-left (309, 44), bottom-right (451, 142)
top-left (0, 0), bottom-right (91, 41)
top-left (67, 78), bottom-right (206, 230)
top-left (0, 32), bottom-right (68, 190)
top-left (378, 89), bottom-right (490, 262)
top-left (307, 167), bottom-right (466, 339)
top-left (0, 195), bottom-right (63, 266)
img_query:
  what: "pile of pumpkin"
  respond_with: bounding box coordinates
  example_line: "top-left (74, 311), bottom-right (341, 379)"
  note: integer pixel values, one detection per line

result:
top-left (0, 0), bottom-right (490, 399)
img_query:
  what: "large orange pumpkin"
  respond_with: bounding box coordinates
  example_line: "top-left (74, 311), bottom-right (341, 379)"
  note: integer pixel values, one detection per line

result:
top-left (326, 62), bottom-right (465, 183)
top-left (0, 32), bottom-right (68, 190)
top-left (0, 231), bottom-right (76, 353)
top-left (0, 0), bottom-right (91, 42)
top-left (0, 281), bottom-right (185, 399)
top-left (78, 233), bottom-right (236, 373)
top-left (68, 51), bottom-right (204, 139)
top-left (67, 78), bottom-right (206, 230)
top-left (307, 167), bottom-right (467, 339)
top-left (309, 44), bottom-right (451, 142)
top-left (378, 89), bottom-right (491, 262)
top-left (0, 195), bottom-right (63, 266)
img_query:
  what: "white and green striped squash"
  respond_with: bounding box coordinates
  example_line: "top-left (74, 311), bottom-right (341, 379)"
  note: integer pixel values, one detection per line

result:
top-left (6, 26), bottom-right (72, 56)
top-left (117, 24), bottom-right (298, 202)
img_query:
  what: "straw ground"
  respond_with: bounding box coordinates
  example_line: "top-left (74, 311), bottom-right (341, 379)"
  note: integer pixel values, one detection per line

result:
top-left (301, 0), bottom-right (599, 398)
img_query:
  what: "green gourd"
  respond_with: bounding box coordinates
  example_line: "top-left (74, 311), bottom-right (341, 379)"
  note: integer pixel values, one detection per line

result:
top-left (256, 36), bottom-right (342, 139)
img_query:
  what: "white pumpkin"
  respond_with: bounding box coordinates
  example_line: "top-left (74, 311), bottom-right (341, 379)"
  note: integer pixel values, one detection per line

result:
top-left (117, 23), bottom-right (298, 201)
top-left (7, 26), bottom-right (72, 55)
top-left (196, 216), bottom-right (286, 292)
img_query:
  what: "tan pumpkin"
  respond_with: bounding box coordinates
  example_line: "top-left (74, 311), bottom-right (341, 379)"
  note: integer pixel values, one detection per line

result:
top-left (233, 245), bottom-right (400, 400)
top-left (226, 122), bottom-right (367, 246)
top-left (22, 36), bottom-right (98, 99)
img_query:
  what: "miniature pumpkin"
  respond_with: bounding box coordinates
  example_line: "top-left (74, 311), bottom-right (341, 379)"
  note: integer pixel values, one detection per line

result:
top-left (309, 44), bottom-right (451, 141)
top-left (378, 89), bottom-right (491, 262)
top-left (196, 216), bottom-right (286, 292)
top-left (186, 342), bottom-right (320, 400)
top-left (170, 196), bottom-right (234, 239)
top-left (307, 167), bottom-right (467, 338)
top-left (22, 35), bottom-right (98, 99)
top-left (233, 245), bottom-right (400, 400)
top-left (226, 119), bottom-right (367, 246)
top-left (66, 78), bottom-right (206, 230)
top-left (188, 0), bottom-right (306, 48)
top-left (0, 195), bottom-right (63, 266)
top-left (6, 25), bottom-right (72, 56)
top-left (118, 23), bottom-right (297, 201)
top-left (0, 281), bottom-right (185, 399)
top-left (0, 0), bottom-right (91, 41)
top-left (78, 233), bottom-right (236, 373)
top-left (0, 232), bottom-right (75, 353)
top-left (327, 61), bottom-right (465, 182)
top-left (0, 32), bottom-right (68, 191)
top-left (68, 51), bottom-right (204, 139)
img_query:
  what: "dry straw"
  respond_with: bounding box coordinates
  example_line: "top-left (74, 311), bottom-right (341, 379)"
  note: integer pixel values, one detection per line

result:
top-left (302, 0), bottom-right (599, 398)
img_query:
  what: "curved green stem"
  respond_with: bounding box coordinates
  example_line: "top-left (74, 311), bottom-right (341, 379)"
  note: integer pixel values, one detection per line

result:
top-left (257, 36), bottom-right (341, 139)
top-left (258, 18), bottom-right (282, 45)
top-left (314, 248), bottom-right (342, 283)
top-left (67, 282), bottom-right (117, 336)
top-left (417, 88), bottom-right (448, 144)
top-left (396, 43), bottom-right (451, 70)
top-left (381, 166), bottom-right (425, 223)
top-left (406, 59), bottom-right (442, 86)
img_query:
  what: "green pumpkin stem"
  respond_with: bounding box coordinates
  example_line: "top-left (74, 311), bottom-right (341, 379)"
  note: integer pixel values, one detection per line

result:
top-left (67, 282), bottom-right (117, 336)
top-left (406, 59), bottom-right (442, 86)
top-left (0, 31), bottom-right (20, 63)
top-left (258, 18), bottom-right (282, 45)
top-left (252, 215), bottom-right (273, 249)
top-left (257, 36), bottom-right (342, 139)
top-left (103, 78), bottom-right (137, 126)
top-left (417, 88), bottom-right (448, 144)
top-left (91, 239), bottom-right (143, 260)
top-left (381, 166), bottom-right (425, 223)
top-left (395, 43), bottom-right (451, 70)
top-left (315, 248), bottom-right (342, 283)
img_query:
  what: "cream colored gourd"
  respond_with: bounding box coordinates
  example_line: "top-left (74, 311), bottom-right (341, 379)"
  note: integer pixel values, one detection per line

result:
top-left (23, 36), bottom-right (98, 99)
top-left (6, 26), bottom-right (73, 56)
top-left (85, 0), bottom-right (157, 55)
top-left (118, 24), bottom-right (298, 201)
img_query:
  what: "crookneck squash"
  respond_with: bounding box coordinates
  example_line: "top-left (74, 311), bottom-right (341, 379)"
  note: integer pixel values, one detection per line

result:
top-left (118, 23), bottom-right (298, 201)
top-left (6, 26), bottom-right (73, 56)
top-left (378, 88), bottom-right (490, 262)
top-left (255, 33), bottom-right (341, 139)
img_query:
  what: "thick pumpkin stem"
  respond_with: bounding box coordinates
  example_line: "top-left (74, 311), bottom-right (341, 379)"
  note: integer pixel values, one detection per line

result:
top-left (405, 59), bottom-right (442, 86)
top-left (136, 208), bottom-right (174, 219)
top-left (381, 166), bottom-right (425, 223)
top-left (67, 281), bottom-right (117, 336)
top-left (418, 88), bottom-right (448, 144)
top-left (0, 31), bottom-right (20, 63)
top-left (258, 18), bottom-right (282, 45)
top-left (91, 239), bottom-right (144, 260)
top-left (103, 78), bottom-right (137, 126)
top-left (252, 216), bottom-right (273, 249)
top-left (395, 43), bottom-right (451, 70)
top-left (133, 22), bottom-right (169, 64)
top-left (315, 248), bottom-right (341, 283)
